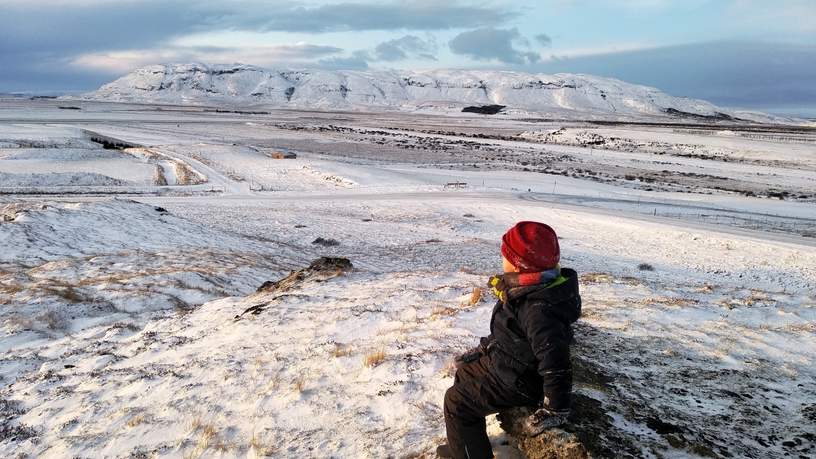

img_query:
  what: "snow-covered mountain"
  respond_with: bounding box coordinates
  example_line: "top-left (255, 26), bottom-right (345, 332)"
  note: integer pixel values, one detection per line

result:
top-left (83, 63), bottom-right (737, 118)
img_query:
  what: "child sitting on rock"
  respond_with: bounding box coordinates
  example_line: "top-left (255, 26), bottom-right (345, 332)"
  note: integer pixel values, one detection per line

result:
top-left (438, 221), bottom-right (582, 459)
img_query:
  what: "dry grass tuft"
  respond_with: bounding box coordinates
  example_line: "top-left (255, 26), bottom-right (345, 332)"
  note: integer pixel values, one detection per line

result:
top-left (37, 310), bottom-right (65, 330)
top-left (261, 377), bottom-right (278, 395)
top-left (111, 322), bottom-right (141, 333)
top-left (440, 361), bottom-right (457, 378)
top-left (715, 299), bottom-right (738, 310)
top-left (42, 285), bottom-right (87, 303)
top-left (126, 414), bottom-right (146, 428)
top-left (468, 287), bottom-right (483, 305)
top-left (174, 301), bottom-right (197, 317)
top-left (618, 276), bottom-right (642, 285)
top-left (580, 272), bottom-right (614, 284)
top-left (185, 419), bottom-right (222, 459)
top-left (696, 283), bottom-right (717, 293)
top-left (744, 289), bottom-right (770, 306)
top-left (786, 322), bottom-right (816, 333)
top-left (153, 164), bottom-right (168, 186)
top-left (292, 376), bottom-right (307, 393)
top-left (189, 417), bottom-right (204, 431)
top-left (662, 347), bottom-right (679, 357)
top-left (332, 343), bottom-right (352, 358)
top-left (198, 424), bottom-right (217, 446)
top-left (430, 305), bottom-right (458, 320)
top-left (716, 289), bottom-right (772, 309)
top-left (211, 438), bottom-right (233, 452)
top-left (0, 282), bottom-right (24, 296)
top-left (249, 432), bottom-right (278, 457)
top-left (639, 296), bottom-right (698, 308)
top-left (6, 314), bottom-right (34, 330)
top-left (363, 349), bottom-right (386, 368)
top-left (173, 160), bottom-right (207, 185)
top-left (126, 147), bottom-right (161, 161)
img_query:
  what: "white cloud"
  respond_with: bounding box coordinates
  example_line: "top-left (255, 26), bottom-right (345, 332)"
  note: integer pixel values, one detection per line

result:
top-left (543, 43), bottom-right (656, 61)
top-left (70, 43), bottom-right (344, 73)
top-left (547, 0), bottom-right (681, 11)
top-left (725, 0), bottom-right (816, 34)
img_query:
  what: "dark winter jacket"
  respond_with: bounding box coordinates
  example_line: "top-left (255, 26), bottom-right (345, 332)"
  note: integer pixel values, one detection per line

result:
top-left (484, 268), bottom-right (581, 412)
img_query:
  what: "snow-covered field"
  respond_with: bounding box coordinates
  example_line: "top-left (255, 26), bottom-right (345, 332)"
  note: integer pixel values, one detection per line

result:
top-left (0, 125), bottom-right (190, 190)
top-left (1, 99), bottom-right (815, 458)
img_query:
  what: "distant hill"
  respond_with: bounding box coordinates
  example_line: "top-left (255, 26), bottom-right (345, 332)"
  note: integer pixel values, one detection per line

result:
top-left (80, 63), bottom-right (777, 121)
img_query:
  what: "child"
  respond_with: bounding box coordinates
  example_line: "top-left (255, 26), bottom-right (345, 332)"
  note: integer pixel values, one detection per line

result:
top-left (438, 221), bottom-right (582, 458)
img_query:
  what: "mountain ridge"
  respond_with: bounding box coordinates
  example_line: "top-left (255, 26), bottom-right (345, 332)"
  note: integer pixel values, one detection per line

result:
top-left (79, 63), bottom-right (774, 121)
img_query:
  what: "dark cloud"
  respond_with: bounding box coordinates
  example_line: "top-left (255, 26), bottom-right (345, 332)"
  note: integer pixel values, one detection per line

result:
top-left (0, 1), bottom-right (203, 56)
top-left (534, 33), bottom-right (552, 47)
top-left (449, 27), bottom-right (540, 64)
top-left (0, 1), bottom-right (210, 91)
top-left (0, 0), bottom-right (512, 56)
top-left (531, 41), bottom-right (816, 111)
top-left (0, 0), bottom-right (514, 91)
top-left (319, 36), bottom-right (436, 70)
top-left (371, 35), bottom-right (437, 61)
top-left (0, 52), bottom-right (113, 93)
top-left (239, 2), bottom-right (516, 33)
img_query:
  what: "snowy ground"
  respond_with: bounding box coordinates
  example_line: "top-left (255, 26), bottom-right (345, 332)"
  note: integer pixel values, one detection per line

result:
top-left (1, 99), bottom-right (815, 458)
top-left (0, 125), bottom-right (194, 190)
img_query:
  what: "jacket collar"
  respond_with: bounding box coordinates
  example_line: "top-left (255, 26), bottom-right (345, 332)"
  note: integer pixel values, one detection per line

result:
top-left (512, 268), bottom-right (581, 323)
top-left (489, 266), bottom-right (562, 304)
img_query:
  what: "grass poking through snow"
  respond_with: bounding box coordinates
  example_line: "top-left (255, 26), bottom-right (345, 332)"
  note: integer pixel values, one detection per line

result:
top-left (363, 349), bottom-right (386, 368)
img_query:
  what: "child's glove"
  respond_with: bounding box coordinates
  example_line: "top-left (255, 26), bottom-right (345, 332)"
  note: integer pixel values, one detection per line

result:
top-left (488, 275), bottom-right (507, 303)
top-left (523, 407), bottom-right (569, 436)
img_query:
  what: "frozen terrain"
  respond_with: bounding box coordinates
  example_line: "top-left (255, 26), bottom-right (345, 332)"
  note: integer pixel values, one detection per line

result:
top-left (76, 63), bottom-right (793, 123)
top-left (1, 98), bottom-right (815, 458)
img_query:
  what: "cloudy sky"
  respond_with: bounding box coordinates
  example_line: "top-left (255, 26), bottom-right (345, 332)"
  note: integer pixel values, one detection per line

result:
top-left (2, 0), bottom-right (815, 112)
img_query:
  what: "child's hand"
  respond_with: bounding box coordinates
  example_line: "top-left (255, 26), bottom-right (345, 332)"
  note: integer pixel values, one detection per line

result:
top-left (453, 337), bottom-right (493, 369)
top-left (522, 408), bottom-right (569, 436)
top-left (453, 347), bottom-right (482, 369)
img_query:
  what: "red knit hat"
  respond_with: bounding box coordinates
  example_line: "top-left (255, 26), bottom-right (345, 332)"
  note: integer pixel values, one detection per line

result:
top-left (501, 221), bottom-right (560, 272)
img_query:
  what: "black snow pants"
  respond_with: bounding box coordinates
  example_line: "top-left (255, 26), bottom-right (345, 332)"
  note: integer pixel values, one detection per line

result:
top-left (443, 353), bottom-right (538, 459)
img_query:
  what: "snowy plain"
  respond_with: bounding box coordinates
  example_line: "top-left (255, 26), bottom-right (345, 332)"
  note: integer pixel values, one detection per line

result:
top-left (1, 97), bottom-right (815, 458)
